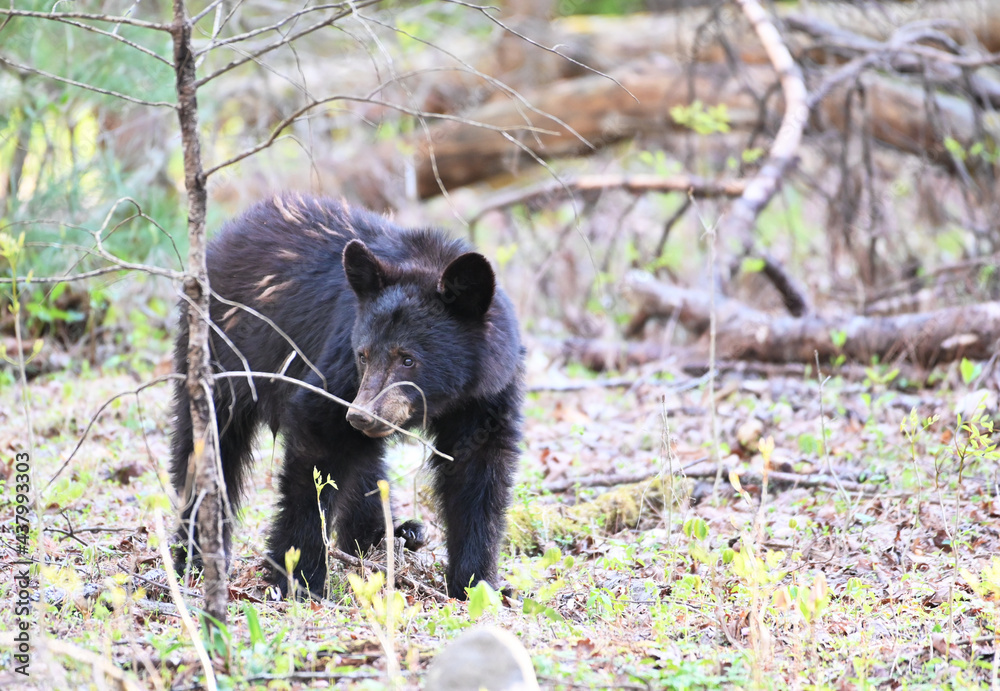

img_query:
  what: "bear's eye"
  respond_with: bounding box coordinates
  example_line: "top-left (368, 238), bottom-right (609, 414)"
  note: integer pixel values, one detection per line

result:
top-left (358, 353), bottom-right (367, 366)
top-left (401, 356), bottom-right (414, 368)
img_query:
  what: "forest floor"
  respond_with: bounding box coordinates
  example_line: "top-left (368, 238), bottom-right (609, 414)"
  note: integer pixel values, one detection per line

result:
top-left (1, 341), bottom-right (999, 690)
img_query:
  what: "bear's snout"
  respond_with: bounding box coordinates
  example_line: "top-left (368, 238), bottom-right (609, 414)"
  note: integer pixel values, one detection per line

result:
top-left (347, 393), bottom-right (414, 438)
top-left (346, 406), bottom-right (391, 437)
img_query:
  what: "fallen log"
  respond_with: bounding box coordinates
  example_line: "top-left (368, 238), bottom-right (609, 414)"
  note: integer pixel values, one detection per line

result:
top-left (410, 56), bottom-right (991, 198)
top-left (550, 0), bottom-right (1000, 72)
top-left (559, 336), bottom-right (675, 372)
top-left (412, 62), bottom-right (768, 198)
top-left (624, 272), bottom-right (1000, 366)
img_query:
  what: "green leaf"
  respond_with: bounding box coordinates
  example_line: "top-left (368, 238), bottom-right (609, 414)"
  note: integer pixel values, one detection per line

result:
top-left (50, 281), bottom-right (68, 300)
top-left (683, 517), bottom-right (708, 540)
top-left (541, 547), bottom-right (562, 569)
top-left (741, 147), bottom-right (765, 164)
top-left (523, 597), bottom-right (564, 622)
top-left (466, 581), bottom-right (500, 620)
top-left (944, 136), bottom-right (966, 160)
top-left (243, 602), bottom-right (264, 646)
top-left (960, 357), bottom-right (981, 385)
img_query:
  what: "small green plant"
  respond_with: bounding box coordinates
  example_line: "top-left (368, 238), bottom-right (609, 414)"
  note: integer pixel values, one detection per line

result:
top-left (949, 406), bottom-right (998, 485)
top-left (670, 101), bottom-right (731, 135)
top-left (585, 586), bottom-right (626, 620)
top-left (960, 556), bottom-right (1000, 686)
top-left (682, 516), bottom-right (711, 565)
top-left (944, 136), bottom-right (1000, 165)
top-left (636, 149), bottom-right (678, 177)
top-left (959, 357), bottom-right (982, 386)
top-left (828, 327), bottom-right (848, 368)
top-left (283, 546), bottom-right (302, 599)
top-left (313, 467), bottom-right (338, 598)
top-left (199, 611), bottom-right (232, 664)
top-left (861, 364), bottom-right (899, 435)
top-left (507, 547), bottom-right (569, 622)
top-left (740, 257), bottom-right (766, 274)
top-left (741, 147), bottom-right (765, 164)
top-left (466, 581), bottom-right (502, 620)
top-left (0, 232), bottom-right (44, 371)
top-left (238, 602), bottom-right (292, 677)
top-left (830, 328), bottom-right (847, 350)
top-left (24, 281), bottom-right (86, 335)
top-left (347, 569), bottom-right (417, 686)
top-left (495, 243), bottom-right (518, 271)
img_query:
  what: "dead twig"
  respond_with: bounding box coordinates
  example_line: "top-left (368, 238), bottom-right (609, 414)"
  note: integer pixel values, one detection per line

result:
top-left (690, 468), bottom-right (877, 494)
top-left (330, 548), bottom-right (450, 604)
top-left (470, 175), bottom-right (745, 226)
top-left (542, 465), bottom-right (876, 495)
top-left (46, 639), bottom-right (146, 691)
top-left (759, 253), bottom-right (811, 316)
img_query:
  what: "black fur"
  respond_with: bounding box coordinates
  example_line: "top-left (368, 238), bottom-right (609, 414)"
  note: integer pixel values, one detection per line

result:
top-left (170, 194), bottom-right (524, 599)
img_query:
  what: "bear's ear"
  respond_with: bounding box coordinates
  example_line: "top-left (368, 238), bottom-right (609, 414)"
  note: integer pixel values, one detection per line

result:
top-left (439, 252), bottom-right (495, 319)
top-left (343, 240), bottom-right (386, 300)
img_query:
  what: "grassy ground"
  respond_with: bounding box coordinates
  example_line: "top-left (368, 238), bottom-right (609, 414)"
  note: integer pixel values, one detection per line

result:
top-left (1, 344), bottom-right (998, 690)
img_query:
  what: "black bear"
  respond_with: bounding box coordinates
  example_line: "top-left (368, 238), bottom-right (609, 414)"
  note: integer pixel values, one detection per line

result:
top-left (170, 193), bottom-right (524, 599)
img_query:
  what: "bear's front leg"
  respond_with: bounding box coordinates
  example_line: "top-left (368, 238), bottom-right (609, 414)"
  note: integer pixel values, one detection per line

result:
top-left (266, 406), bottom-right (393, 599)
top-left (431, 391), bottom-right (521, 599)
top-left (265, 447), bottom-right (337, 599)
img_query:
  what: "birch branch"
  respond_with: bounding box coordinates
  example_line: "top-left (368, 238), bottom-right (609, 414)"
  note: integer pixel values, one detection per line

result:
top-left (720, 0), bottom-right (808, 249)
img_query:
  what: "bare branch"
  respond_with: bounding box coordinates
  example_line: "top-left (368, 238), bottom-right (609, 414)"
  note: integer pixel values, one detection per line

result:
top-left (624, 273), bottom-right (1000, 366)
top-left (193, 1), bottom-right (357, 55)
top-left (203, 95), bottom-right (557, 179)
top-left (0, 266), bottom-right (128, 285)
top-left (45, 375), bottom-right (184, 491)
top-left (355, 10), bottom-right (596, 153)
top-left (787, 13), bottom-right (1000, 68)
top-left (212, 371), bottom-right (454, 462)
top-left (2, 14), bottom-right (172, 65)
top-left (469, 174), bottom-right (746, 225)
top-left (758, 253), bottom-right (810, 316)
top-left (170, 0), bottom-right (230, 627)
top-left (191, 0), bottom-right (228, 26)
top-left (0, 54), bottom-right (176, 108)
top-left (193, 0), bottom-right (381, 86)
top-left (443, 0), bottom-right (638, 102)
top-left (207, 290), bottom-right (329, 393)
top-left (89, 201), bottom-right (188, 280)
top-left (0, 7), bottom-right (170, 31)
top-left (719, 0), bottom-right (809, 247)
top-left (176, 290), bottom-right (259, 404)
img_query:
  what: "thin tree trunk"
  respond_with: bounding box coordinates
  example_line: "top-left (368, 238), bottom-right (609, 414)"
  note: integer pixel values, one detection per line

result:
top-left (170, 0), bottom-right (226, 627)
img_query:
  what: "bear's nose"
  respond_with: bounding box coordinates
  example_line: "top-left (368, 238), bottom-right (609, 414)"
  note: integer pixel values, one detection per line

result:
top-left (346, 407), bottom-right (376, 431)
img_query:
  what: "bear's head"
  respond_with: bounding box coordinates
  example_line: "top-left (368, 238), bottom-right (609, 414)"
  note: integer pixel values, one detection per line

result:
top-left (342, 239), bottom-right (496, 437)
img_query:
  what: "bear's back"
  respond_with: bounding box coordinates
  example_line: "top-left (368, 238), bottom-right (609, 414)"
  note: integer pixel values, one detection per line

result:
top-left (207, 194), bottom-right (472, 297)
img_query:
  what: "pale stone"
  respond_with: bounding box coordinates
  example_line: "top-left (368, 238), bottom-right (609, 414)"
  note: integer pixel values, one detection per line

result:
top-left (424, 626), bottom-right (539, 691)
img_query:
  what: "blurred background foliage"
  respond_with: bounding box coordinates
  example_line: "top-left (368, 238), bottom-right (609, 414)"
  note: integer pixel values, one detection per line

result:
top-left (2, 0), bottom-right (997, 379)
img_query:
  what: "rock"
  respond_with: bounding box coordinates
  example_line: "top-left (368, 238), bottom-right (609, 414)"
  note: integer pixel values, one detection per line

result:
top-left (736, 417), bottom-right (764, 449)
top-left (424, 626), bottom-right (539, 691)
